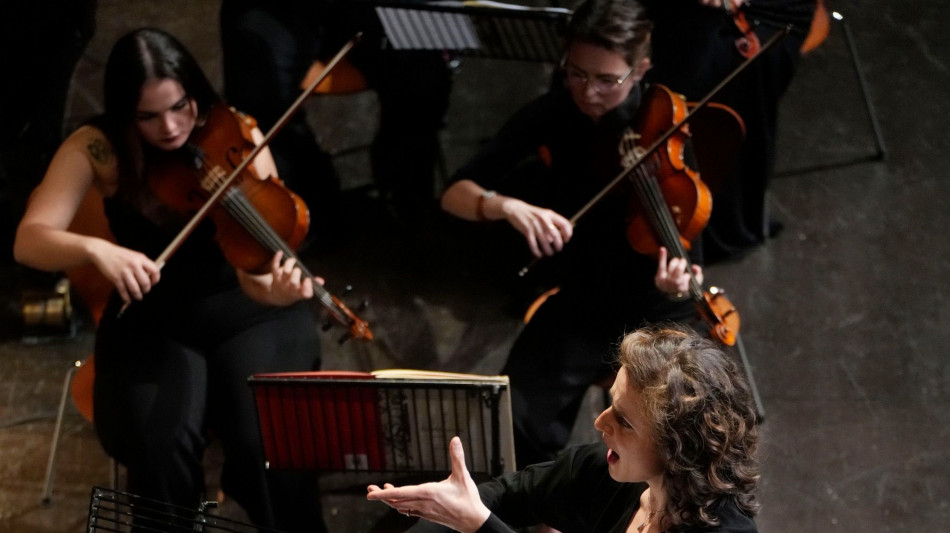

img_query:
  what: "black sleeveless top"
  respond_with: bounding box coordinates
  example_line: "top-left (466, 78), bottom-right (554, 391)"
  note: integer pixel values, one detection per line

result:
top-left (102, 195), bottom-right (239, 311)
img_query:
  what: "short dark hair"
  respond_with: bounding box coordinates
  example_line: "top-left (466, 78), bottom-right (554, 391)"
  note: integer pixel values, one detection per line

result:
top-left (565, 0), bottom-right (653, 65)
top-left (618, 325), bottom-right (760, 528)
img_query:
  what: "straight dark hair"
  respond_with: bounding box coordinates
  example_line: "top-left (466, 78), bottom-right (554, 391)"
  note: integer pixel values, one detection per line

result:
top-left (100, 27), bottom-right (217, 200)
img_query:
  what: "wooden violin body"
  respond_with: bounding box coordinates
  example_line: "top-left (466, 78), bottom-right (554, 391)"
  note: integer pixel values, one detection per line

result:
top-left (624, 84), bottom-right (712, 257)
top-left (149, 103), bottom-right (310, 274)
top-left (622, 83), bottom-right (739, 346)
top-left (147, 102), bottom-right (372, 342)
top-left (722, 0), bottom-right (761, 58)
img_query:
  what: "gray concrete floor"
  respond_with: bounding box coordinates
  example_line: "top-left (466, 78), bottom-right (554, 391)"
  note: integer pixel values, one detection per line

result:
top-left (2, 1), bottom-right (949, 532)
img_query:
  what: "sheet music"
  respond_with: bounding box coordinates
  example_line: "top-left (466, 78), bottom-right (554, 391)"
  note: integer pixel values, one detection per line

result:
top-left (433, 1), bottom-right (570, 14)
top-left (374, 1), bottom-right (569, 62)
top-left (377, 7), bottom-right (481, 50)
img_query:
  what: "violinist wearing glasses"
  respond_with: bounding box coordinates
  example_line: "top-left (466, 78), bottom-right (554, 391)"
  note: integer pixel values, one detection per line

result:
top-left (14, 28), bottom-right (327, 532)
top-left (441, 0), bottom-right (709, 469)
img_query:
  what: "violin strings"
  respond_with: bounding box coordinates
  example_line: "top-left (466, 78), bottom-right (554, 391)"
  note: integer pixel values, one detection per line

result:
top-left (194, 158), bottom-right (341, 314)
top-left (632, 164), bottom-right (702, 299)
top-left (196, 155), bottom-right (295, 264)
top-left (632, 164), bottom-right (681, 254)
top-left (224, 190), bottom-right (343, 313)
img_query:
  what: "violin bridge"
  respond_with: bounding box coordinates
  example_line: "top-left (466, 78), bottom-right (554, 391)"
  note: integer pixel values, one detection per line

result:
top-left (202, 165), bottom-right (227, 192)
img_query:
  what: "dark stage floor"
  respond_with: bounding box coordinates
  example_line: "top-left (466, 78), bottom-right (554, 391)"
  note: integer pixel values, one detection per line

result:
top-left (1, 1), bottom-right (948, 531)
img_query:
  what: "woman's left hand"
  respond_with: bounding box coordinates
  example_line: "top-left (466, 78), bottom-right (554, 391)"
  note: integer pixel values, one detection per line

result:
top-left (237, 251), bottom-right (323, 306)
top-left (269, 251), bottom-right (316, 303)
top-left (367, 437), bottom-right (491, 533)
top-left (654, 246), bottom-right (703, 297)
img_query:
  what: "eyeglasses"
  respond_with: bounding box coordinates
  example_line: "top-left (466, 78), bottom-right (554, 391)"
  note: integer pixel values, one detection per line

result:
top-left (561, 59), bottom-right (637, 94)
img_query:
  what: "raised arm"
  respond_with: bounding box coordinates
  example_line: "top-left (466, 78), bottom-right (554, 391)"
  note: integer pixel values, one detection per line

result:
top-left (367, 437), bottom-right (495, 533)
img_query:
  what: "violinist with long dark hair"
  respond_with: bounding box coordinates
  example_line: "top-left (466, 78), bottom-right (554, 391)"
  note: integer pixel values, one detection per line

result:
top-left (13, 28), bottom-right (326, 532)
top-left (441, 0), bottom-right (708, 470)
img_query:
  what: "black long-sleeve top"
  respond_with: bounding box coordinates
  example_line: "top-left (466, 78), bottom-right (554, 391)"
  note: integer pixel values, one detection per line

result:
top-left (474, 443), bottom-right (758, 533)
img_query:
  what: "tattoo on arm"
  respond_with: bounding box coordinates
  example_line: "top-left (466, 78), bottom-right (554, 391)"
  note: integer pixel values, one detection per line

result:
top-left (87, 138), bottom-right (114, 165)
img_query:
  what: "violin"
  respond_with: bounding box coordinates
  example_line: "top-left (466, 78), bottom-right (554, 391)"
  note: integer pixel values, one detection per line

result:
top-left (147, 102), bottom-right (372, 342)
top-left (725, 0), bottom-right (830, 56)
top-left (621, 84), bottom-right (739, 346)
top-left (800, 0), bottom-right (830, 54)
top-left (516, 29), bottom-right (793, 342)
top-left (622, 84), bottom-right (711, 256)
top-left (721, 0), bottom-right (761, 59)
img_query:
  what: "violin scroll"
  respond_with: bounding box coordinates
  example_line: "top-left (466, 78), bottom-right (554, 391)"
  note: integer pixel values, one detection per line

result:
top-left (699, 286), bottom-right (740, 346)
top-left (331, 294), bottom-right (373, 344)
top-left (721, 0), bottom-right (761, 59)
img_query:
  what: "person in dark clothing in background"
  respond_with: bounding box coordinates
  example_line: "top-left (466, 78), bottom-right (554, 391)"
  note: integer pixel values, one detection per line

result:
top-left (440, 0), bottom-right (707, 470)
top-left (220, 0), bottom-right (453, 232)
top-left (644, 0), bottom-right (817, 263)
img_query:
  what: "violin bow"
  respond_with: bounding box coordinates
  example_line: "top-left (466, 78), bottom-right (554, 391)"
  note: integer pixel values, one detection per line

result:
top-left (154, 33), bottom-right (363, 269)
top-left (518, 25), bottom-right (790, 277)
top-left (118, 34), bottom-right (362, 317)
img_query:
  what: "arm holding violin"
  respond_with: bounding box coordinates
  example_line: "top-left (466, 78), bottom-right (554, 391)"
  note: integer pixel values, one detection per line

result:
top-left (234, 127), bottom-right (322, 307)
top-left (248, 125), bottom-right (279, 182)
top-left (236, 251), bottom-right (324, 307)
top-left (13, 127), bottom-right (161, 304)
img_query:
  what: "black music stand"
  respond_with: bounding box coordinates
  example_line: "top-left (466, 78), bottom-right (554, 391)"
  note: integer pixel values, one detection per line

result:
top-left (86, 486), bottom-right (286, 533)
top-left (374, 1), bottom-right (570, 62)
top-left (776, 10), bottom-right (886, 177)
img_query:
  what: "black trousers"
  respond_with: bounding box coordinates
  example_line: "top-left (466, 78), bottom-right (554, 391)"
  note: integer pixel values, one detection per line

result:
top-left (94, 289), bottom-right (325, 532)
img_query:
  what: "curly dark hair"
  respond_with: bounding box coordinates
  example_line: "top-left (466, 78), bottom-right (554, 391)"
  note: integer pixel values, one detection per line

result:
top-left (565, 0), bottom-right (653, 65)
top-left (617, 325), bottom-right (760, 529)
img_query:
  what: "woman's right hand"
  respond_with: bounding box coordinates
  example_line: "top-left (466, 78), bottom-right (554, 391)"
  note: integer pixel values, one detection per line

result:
top-left (88, 239), bottom-right (161, 304)
top-left (441, 180), bottom-right (573, 257)
top-left (498, 197), bottom-right (573, 257)
top-left (367, 437), bottom-right (491, 533)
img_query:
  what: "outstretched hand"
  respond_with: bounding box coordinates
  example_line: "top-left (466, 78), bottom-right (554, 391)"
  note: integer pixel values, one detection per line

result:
top-left (367, 437), bottom-right (491, 533)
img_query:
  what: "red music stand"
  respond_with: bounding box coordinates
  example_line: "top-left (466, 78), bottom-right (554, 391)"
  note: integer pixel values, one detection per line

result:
top-left (248, 370), bottom-right (515, 480)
